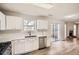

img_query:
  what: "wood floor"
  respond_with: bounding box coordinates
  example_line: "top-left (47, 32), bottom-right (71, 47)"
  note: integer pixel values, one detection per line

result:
top-left (26, 38), bottom-right (79, 55)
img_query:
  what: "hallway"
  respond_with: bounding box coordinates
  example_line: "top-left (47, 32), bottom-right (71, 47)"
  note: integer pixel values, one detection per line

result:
top-left (27, 38), bottom-right (79, 55)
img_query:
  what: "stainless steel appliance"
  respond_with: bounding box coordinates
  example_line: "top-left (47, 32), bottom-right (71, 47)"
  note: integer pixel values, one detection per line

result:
top-left (0, 42), bottom-right (11, 55)
top-left (39, 36), bottom-right (47, 49)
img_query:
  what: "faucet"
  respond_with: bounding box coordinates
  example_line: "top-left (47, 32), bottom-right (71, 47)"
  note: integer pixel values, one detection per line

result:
top-left (28, 31), bottom-right (31, 36)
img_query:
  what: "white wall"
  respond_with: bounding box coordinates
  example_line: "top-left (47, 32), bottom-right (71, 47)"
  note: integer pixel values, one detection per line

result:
top-left (76, 24), bottom-right (79, 37)
top-left (58, 22), bottom-right (65, 40)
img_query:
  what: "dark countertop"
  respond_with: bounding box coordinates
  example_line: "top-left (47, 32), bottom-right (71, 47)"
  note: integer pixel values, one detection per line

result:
top-left (25, 35), bottom-right (37, 38)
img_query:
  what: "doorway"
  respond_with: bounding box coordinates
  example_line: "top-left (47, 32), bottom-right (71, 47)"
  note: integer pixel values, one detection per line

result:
top-left (51, 24), bottom-right (59, 42)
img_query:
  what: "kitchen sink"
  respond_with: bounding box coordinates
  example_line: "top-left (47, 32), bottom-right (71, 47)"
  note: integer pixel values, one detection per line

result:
top-left (25, 35), bottom-right (36, 38)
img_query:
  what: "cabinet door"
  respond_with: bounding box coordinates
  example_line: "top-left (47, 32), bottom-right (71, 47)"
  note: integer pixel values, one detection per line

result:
top-left (25, 37), bottom-right (39, 52)
top-left (0, 12), bottom-right (5, 30)
top-left (37, 20), bottom-right (48, 30)
top-left (6, 16), bottom-right (23, 30)
top-left (31, 37), bottom-right (39, 50)
top-left (12, 39), bottom-right (25, 54)
top-left (15, 18), bottom-right (23, 29)
top-left (25, 38), bottom-right (33, 52)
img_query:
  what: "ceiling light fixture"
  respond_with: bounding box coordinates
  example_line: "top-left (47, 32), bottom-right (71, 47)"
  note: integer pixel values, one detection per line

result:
top-left (64, 14), bottom-right (76, 18)
top-left (32, 3), bottom-right (53, 9)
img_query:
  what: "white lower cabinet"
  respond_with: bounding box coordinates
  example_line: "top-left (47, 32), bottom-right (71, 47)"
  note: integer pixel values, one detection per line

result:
top-left (25, 38), bottom-right (31, 52)
top-left (31, 38), bottom-right (39, 50)
top-left (12, 39), bottom-right (25, 54)
top-left (12, 37), bottom-right (39, 55)
top-left (25, 37), bottom-right (39, 52)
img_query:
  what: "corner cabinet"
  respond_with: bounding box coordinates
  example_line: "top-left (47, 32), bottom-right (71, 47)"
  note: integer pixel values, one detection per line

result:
top-left (12, 39), bottom-right (25, 54)
top-left (37, 20), bottom-right (48, 30)
top-left (0, 12), bottom-right (5, 30)
top-left (6, 16), bottom-right (23, 30)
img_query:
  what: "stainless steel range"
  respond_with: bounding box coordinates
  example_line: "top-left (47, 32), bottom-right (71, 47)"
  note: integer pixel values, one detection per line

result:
top-left (0, 41), bottom-right (11, 55)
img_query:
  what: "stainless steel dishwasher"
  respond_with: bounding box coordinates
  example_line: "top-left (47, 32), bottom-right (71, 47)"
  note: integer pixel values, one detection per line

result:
top-left (39, 36), bottom-right (47, 49)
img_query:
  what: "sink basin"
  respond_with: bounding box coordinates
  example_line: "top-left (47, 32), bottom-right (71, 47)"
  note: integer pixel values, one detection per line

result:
top-left (25, 36), bottom-right (36, 38)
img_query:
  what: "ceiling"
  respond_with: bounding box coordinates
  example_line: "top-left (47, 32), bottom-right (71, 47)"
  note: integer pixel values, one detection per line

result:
top-left (0, 3), bottom-right (51, 16)
top-left (0, 3), bottom-right (79, 21)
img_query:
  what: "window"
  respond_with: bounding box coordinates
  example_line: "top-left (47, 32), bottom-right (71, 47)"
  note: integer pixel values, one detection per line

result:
top-left (24, 20), bottom-right (36, 31)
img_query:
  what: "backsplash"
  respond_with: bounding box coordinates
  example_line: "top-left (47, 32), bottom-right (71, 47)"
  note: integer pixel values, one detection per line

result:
top-left (0, 30), bottom-right (48, 39)
top-left (0, 30), bottom-right (37, 39)
top-left (0, 30), bottom-right (22, 34)
top-left (0, 30), bottom-right (25, 39)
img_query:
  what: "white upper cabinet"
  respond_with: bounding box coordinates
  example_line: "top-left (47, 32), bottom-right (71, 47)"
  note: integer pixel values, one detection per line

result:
top-left (0, 12), bottom-right (5, 30)
top-left (37, 20), bottom-right (48, 30)
top-left (6, 16), bottom-right (23, 30)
